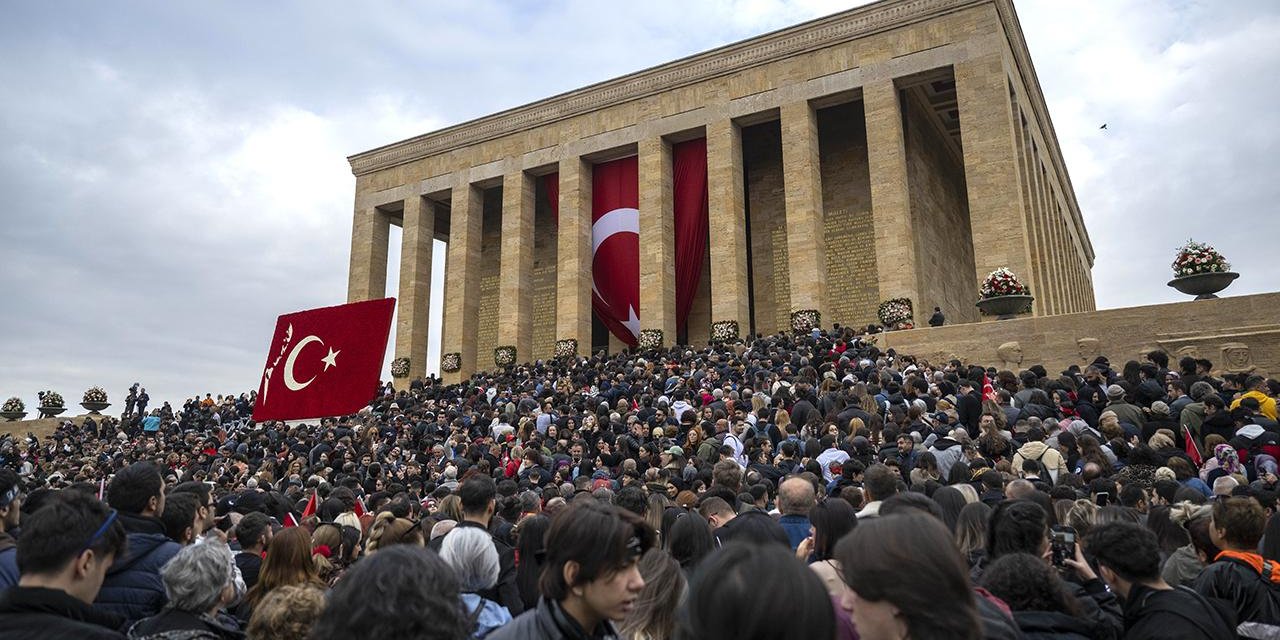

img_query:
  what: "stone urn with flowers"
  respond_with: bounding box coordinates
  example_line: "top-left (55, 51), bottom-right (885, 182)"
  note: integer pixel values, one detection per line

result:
top-left (1168, 239), bottom-right (1238, 300)
top-left (976, 268), bottom-right (1034, 320)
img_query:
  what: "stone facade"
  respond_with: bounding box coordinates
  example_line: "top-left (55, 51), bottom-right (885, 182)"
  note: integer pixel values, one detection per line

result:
top-left (346, 0), bottom-right (1095, 382)
top-left (879, 293), bottom-right (1280, 378)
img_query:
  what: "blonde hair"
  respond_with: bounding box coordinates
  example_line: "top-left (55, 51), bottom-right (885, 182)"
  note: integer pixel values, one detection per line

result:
top-left (365, 512), bottom-right (422, 553)
top-left (246, 584), bottom-right (326, 640)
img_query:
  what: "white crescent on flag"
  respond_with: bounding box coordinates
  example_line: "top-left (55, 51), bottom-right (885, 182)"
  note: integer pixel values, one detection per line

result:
top-left (591, 207), bottom-right (640, 339)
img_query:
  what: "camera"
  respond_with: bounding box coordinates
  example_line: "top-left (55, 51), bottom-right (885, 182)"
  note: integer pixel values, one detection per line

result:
top-left (1051, 525), bottom-right (1076, 567)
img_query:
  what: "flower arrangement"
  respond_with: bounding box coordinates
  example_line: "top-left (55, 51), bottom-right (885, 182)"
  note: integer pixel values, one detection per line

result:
top-left (494, 346), bottom-right (517, 367)
top-left (83, 386), bottom-right (108, 403)
top-left (980, 268), bottom-right (1030, 299)
top-left (877, 298), bottom-right (914, 329)
top-left (790, 309), bottom-right (821, 333)
top-left (2, 397), bottom-right (23, 413)
top-left (638, 330), bottom-right (663, 351)
top-left (711, 320), bottom-right (740, 343)
top-left (554, 339), bottom-right (578, 359)
top-left (441, 352), bottom-right (462, 373)
top-left (390, 357), bottom-right (411, 378)
top-left (1171, 239), bottom-right (1231, 277)
top-left (38, 390), bottom-right (64, 408)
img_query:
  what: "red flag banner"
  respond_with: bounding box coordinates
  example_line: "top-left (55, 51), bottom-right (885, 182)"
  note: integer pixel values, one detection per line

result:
top-left (592, 156), bottom-right (641, 346)
top-left (252, 298), bottom-right (395, 421)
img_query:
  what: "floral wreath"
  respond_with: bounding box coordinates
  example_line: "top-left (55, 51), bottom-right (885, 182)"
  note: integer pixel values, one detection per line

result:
top-left (790, 309), bottom-right (821, 333)
top-left (390, 358), bottom-right (411, 378)
top-left (39, 390), bottom-right (65, 408)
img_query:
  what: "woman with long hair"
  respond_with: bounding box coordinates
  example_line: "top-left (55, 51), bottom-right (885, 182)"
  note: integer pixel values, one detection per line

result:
top-left (837, 512), bottom-right (982, 639)
top-left (619, 549), bottom-right (685, 640)
top-left (513, 513), bottom-right (550, 613)
top-left (241, 526), bottom-right (326, 617)
top-left (955, 501), bottom-right (992, 569)
top-left (311, 522), bottom-right (361, 586)
top-left (800, 497), bottom-right (858, 600)
top-left (665, 511), bottom-right (715, 579)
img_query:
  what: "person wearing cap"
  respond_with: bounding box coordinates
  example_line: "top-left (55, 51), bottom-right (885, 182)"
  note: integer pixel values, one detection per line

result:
top-left (1141, 401), bottom-right (1179, 443)
top-left (1104, 384), bottom-right (1146, 431)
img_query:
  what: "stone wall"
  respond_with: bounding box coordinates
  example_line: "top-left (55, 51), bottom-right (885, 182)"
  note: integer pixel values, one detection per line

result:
top-left (904, 88), bottom-right (979, 324)
top-left (530, 181), bottom-right (558, 359)
top-left (879, 293), bottom-right (1280, 377)
top-left (818, 101), bottom-right (879, 330)
top-left (475, 187), bottom-right (503, 365)
top-left (743, 120), bottom-right (790, 335)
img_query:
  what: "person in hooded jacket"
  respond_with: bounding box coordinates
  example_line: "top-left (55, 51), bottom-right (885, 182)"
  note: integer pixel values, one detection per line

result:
top-left (95, 462), bottom-right (183, 626)
top-left (1011, 427), bottom-right (1068, 485)
top-left (1193, 496), bottom-right (1280, 628)
top-left (1089, 521), bottom-right (1236, 640)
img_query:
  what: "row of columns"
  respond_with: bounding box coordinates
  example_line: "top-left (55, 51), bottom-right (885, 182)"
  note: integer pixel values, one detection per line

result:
top-left (350, 53), bottom-right (1051, 383)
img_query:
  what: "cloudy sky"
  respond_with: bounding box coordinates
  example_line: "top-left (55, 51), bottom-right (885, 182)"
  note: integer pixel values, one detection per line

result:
top-left (1, 0), bottom-right (1276, 409)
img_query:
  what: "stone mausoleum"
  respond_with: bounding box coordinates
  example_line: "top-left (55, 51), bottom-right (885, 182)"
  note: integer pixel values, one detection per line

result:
top-left (346, 0), bottom-right (1097, 383)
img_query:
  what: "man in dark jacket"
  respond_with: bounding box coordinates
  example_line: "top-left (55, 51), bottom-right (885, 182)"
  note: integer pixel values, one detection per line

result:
top-left (93, 461), bottom-right (182, 625)
top-left (450, 476), bottom-right (523, 616)
top-left (0, 467), bottom-right (23, 588)
top-left (1088, 521), bottom-right (1236, 639)
top-left (0, 491), bottom-right (127, 639)
top-left (1192, 496), bottom-right (1280, 628)
top-left (489, 499), bottom-right (653, 640)
top-left (956, 378), bottom-right (983, 436)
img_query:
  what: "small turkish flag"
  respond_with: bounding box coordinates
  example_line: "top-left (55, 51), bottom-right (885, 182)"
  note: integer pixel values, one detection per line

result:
top-left (252, 298), bottom-right (395, 421)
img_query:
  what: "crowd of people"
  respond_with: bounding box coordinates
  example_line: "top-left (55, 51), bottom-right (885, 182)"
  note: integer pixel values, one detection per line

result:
top-left (2, 323), bottom-right (1280, 639)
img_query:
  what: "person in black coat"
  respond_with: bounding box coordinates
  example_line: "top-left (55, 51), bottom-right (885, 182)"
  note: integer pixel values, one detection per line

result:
top-left (453, 476), bottom-right (524, 616)
top-left (1192, 497), bottom-right (1280, 628)
top-left (489, 499), bottom-right (654, 640)
top-left (928, 307), bottom-right (945, 327)
top-left (0, 492), bottom-right (127, 639)
top-left (956, 379), bottom-right (983, 437)
top-left (1087, 521), bottom-right (1236, 639)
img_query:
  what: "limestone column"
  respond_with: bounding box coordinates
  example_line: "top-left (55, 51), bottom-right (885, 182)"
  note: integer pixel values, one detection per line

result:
top-left (639, 136), bottom-right (676, 347)
top-left (863, 80), bottom-right (922, 315)
top-left (956, 54), bottom-right (1035, 315)
top-left (706, 119), bottom-right (750, 341)
top-left (555, 157), bottom-right (592, 356)
top-left (442, 179), bottom-right (483, 383)
top-left (497, 168), bottom-right (535, 365)
top-left (347, 205), bottom-right (390, 302)
top-left (395, 196), bottom-right (434, 380)
top-left (780, 100), bottom-right (827, 326)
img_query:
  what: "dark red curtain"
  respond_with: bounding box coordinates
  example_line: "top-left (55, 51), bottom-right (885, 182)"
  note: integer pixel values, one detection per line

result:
top-left (542, 173), bottom-right (559, 227)
top-left (673, 138), bottom-right (709, 336)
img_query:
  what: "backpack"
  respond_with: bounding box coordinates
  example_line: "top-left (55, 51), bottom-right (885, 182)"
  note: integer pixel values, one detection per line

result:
top-left (1025, 447), bottom-right (1053, 481)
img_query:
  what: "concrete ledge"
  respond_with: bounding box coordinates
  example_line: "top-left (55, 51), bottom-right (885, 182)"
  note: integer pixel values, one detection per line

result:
top-left (879, 292), bottom-right (1280, 376)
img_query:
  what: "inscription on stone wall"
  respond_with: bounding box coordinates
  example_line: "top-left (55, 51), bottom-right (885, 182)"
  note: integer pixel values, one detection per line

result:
top-left (476, 189), bottom-right (503, 364)
top-left (818, 102), bottom-right (878, 329)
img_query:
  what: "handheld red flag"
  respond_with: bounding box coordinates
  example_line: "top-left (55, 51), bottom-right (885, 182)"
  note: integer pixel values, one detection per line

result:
top-left (1184, 426), bottom-right (1203, 466)
top-left (252, 298), bottom-right (395, 421)
top-left (300, 491), bottom-right (317, 520)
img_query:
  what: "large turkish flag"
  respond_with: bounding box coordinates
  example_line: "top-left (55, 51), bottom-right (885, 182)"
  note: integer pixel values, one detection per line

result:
top-left (592, 156), bottom-right (641, 346)
top-left (252, 298), bottom-right (395, 421)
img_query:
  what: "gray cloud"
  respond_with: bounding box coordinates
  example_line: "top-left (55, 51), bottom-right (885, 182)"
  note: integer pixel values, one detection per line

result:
top-left (1, 1), bottom-right (1276, 408)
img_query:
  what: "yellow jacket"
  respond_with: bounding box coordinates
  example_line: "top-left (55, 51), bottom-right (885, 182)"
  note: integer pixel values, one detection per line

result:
top-left (1232, 390), bottom-right (1278, 422)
